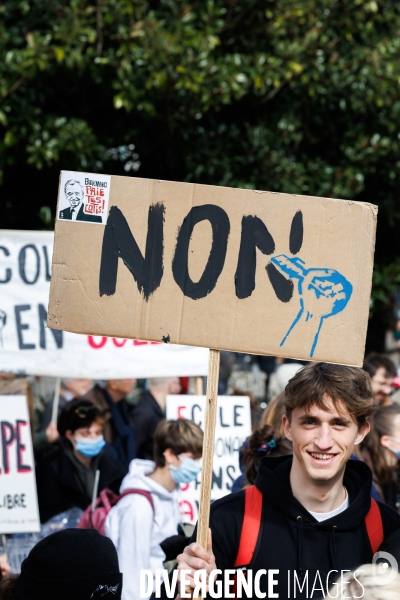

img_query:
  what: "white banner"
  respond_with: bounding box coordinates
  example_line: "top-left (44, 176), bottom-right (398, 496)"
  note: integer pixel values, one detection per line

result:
top-left (166, 394), bottom-right (251, 524)
top-left (0, 230), bottom-right (208, 378)
top-left (0, 395), bottom-right (40, 533)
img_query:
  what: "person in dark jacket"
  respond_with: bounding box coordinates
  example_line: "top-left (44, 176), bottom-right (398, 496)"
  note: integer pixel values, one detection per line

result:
top-left (131, 377), bottom-right (181, 460)
top-left (80, 380), bottom-right (136, 468)
top-left (36, 399), bottom-right (127, 523)
top-left (173, 363), bottom-right (400, 599)
top-left (0, 529), bottom-right (123, 600)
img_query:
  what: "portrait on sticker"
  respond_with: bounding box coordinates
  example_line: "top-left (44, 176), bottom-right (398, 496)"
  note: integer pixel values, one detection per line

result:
top-left (57, 171), bottom-right (111, 225)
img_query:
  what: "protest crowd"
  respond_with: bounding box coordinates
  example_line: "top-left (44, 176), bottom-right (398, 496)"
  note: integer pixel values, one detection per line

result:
top-left (4, 2), bottom-right (400, 598)
top-left (2, 349), bottom-right (400, 599)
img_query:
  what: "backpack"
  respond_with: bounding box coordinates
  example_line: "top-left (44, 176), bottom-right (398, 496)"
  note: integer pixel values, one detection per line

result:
top-left (234, 485), bottom-right (384, 569)
top-left (78, 488), bottom-right (154, 536)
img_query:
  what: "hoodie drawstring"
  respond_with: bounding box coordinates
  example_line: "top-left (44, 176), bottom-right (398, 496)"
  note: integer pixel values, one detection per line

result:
top-left (328, 525), bottom-right (338, 584)
top-left (296, 516), bottom-right (304, 581)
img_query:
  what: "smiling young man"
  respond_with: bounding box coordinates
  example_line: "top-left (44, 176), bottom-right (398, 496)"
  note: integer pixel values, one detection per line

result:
top-left (173, 363), bottom-right (400, 599)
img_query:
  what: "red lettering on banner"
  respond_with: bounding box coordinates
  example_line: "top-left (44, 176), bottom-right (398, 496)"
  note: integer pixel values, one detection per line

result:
top-left (0, 421), bottom-right (15, 474)
top-left (179, 500), bottom-right (194, 522)
top-left (177, 406), bottom-right (186, 418)
top-left (88, 336), bottom-right (107, 348)
top-left (16, 421), bottom-right (32, 473)
top-left (87, 336), bottom-right (162, 348)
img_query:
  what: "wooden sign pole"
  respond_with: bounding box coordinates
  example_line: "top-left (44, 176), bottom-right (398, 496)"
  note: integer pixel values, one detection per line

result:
top-left (194, 348), bottom-right (220, 599)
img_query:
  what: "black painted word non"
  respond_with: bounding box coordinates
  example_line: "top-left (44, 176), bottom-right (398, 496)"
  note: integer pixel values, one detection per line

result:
top-left (99, 204), bottom-right (303, 303)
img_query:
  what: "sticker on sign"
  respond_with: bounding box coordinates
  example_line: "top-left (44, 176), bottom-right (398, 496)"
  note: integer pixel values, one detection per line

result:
top-left (57, 171), bottom-right (111, 225)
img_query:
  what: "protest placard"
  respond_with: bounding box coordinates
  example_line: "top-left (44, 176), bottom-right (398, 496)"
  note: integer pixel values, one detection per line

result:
top-left (47, 171), bottom-right (377, 593)
top-left (166, 394), bottom-right (251, 524)
top-left (0, 230), bottom-right (208, 378)
top-left (48, 172), bottom-right (376, 365)
top-left (0, 394), bottom-right (40, 533)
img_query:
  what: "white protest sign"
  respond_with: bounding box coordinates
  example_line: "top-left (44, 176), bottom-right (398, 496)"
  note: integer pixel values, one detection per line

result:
top-left (0, 395), bottom-right (40, 533)
top-left (0, 230), bottom-right (208, 378)
top-left (166, 394), bottom-right (251, 524)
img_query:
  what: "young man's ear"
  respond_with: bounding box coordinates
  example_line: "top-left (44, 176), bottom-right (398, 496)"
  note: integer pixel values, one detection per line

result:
top-left (282, 414), bottom-right (293, 442)
top-left (65, 430), bottom-right (74, 443)
top-left (354, 420), bottom-right (370, 446)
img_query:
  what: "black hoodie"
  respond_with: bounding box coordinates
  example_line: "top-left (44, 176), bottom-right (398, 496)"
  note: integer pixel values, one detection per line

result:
top-left (197, 456), bottom-right (400, 599)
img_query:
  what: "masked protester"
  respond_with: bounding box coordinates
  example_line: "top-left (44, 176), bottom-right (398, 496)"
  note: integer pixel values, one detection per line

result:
top-left (360, 403), bottom-right (400, 511)
top-left (105, 418), bottom-right (203, 600)
top-left (35, 399), bottom-right (127, 523)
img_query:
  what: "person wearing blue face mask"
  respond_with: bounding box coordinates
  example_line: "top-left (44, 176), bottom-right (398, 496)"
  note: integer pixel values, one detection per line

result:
top-left (105, 418), bottom-right (203, 600)
top-left (360, 403), bottom-right (400, 511)
top-left (36, 399), bottom-right (127, 523)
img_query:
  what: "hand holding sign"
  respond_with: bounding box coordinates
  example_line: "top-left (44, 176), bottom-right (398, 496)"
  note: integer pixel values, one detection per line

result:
top-left (177, 529), bottom-right (216, 597)
top-left (272, 255), bottom-right (353, 357)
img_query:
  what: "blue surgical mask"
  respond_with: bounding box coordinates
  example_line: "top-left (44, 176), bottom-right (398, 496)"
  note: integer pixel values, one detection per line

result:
top-left (75, 436), bottom-right (106, 457)
top-left (169, 456), bottom-right (201, 484)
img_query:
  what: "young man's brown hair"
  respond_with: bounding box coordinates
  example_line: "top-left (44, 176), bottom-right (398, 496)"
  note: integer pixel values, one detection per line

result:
top-left (285, 362), bottom-right (377, 426)
top-left (153, 418), bottom-right (203, 467)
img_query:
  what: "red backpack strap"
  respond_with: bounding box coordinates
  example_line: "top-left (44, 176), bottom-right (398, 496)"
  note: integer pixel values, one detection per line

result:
top-left (365, 498), bottom-right (384, 555)
top-left (119, 489), bottom-right (155, 513)
top-left (234, 485), bottom-right (263, 567)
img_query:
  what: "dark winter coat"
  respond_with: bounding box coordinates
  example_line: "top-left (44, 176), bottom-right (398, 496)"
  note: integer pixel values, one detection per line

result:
top-left (131, 391), bottom-right (164, 460)
top-left (35, 438), bottom-right (127, 523)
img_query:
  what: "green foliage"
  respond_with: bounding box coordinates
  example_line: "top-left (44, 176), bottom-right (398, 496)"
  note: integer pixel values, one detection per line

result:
top-left (1, 0), bottom-right (400, 323)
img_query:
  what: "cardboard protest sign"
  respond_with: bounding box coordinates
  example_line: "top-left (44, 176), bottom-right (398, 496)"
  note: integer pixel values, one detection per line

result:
top-left (48, 172), bottom-right (377, 365)
top-left (0, 230), bottom-right (208, 378)
top-left (166, 394), bottom-right (251, 524)
top-left (0, 394), bottom-right (40, 533)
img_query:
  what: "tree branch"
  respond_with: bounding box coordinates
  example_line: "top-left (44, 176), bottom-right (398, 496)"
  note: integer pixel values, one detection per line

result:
top-left (0, 75), bottom-right (27, 103)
